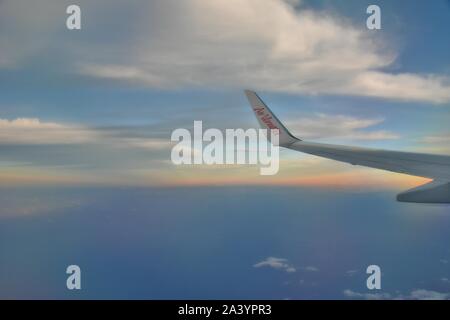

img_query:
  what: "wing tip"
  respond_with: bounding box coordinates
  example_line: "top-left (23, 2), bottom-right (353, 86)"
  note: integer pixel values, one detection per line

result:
top-left (244, 89), bottom-right (300, 146)
top-left (244, 89), bottom-right (256, 98)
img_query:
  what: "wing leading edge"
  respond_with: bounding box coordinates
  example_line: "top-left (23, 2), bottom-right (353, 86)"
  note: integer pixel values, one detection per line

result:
top-left (244, 90), bottom-right (450, 203)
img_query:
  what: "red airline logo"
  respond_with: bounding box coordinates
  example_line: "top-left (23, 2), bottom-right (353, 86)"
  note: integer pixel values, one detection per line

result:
top-left (253, 107), bottom-right (280, 133)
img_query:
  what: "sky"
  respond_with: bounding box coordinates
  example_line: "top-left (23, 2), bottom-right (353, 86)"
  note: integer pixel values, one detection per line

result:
top-left (0, 0), bottom-right (450, 299)
top-left (0, 0), bottom-right (450, 188)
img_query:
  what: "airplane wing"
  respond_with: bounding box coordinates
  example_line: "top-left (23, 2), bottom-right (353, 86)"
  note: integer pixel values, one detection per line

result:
top-left (245, 90), bottom-right (450, 203)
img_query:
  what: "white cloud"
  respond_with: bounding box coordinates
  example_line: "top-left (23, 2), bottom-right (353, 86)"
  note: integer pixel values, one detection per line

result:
top-left (0, 118), bottom-right (63, 129)
top-left (421, 134), bottom-right (450, 144)
top-left (121, 137), bottom-right (173, 150)
top-left (346, 72), bottom-right (450, 104)
top-left (2, 0), bottom-right (449, 103)
top-left (343, 289), bottom-right (391, 300)
top-left (408, 289), bottom-right (449, 300)
top-left (0, 117), bottom-right (172, 149)
top-left (253, 257), bottom-right (296, 273)
top-left (252, 258), bottom-right (319, 274)
top-left (286, 113), bottom-right (399, 140)
top-left (344, 289), bottom-right (450, 300)
top-left (0, 118), bottom-right (99, 144)
top-left (71, 0), bottom-right (450, 103)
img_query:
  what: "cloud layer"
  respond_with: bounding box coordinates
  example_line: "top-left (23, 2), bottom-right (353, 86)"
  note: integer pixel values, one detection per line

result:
top-left (1, 0), bottom-right (450, 103)
top-left (78, 0), bottom-right (450, 103)
top-left (0, 117), bottom-right (172, 148)
top-left (0, 118), bottom-right (98, 144)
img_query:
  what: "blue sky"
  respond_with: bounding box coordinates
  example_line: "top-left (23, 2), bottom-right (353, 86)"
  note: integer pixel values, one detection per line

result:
top-left (0, 0), bottom-right (450, 299)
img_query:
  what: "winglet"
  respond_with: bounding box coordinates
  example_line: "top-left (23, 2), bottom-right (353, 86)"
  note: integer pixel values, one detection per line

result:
top-left (245, 90), bottom-right (299, 146)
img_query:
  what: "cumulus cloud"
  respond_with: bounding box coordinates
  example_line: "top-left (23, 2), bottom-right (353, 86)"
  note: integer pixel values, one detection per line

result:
top-left (286, 113), bottom-right (399, 140)
top-left (2, 0), bottom-right (449, 103)
top-left (253, 257), bottom-right (296, 273)
top-left (75, 0), bottom-right (450, 103)
top-left (346, 72), bottom-right (450, 104)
